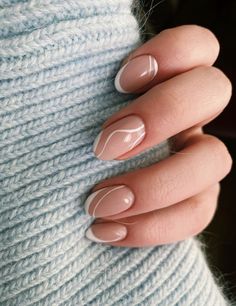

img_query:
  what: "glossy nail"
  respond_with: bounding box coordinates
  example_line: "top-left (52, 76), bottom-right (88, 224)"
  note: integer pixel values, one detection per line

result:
top-left (85, 185), bottom-right (134, 217)
top-left (115, 55), bottom-right (158, 93)
top-left (93, 115), bottom-right (145, 160)
top-left (85, 223), bottom-right (127, 243)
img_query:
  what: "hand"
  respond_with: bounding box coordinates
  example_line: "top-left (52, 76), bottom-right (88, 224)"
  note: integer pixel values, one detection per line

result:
top-left (85, 25), bottom-right (232, 247)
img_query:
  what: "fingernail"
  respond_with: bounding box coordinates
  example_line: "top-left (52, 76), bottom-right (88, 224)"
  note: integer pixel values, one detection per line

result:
top-left (85, 185), bottom-right (135, 217)
top-left (115, 55), bottom-right (158, 93)
top-left (85, 223), bottom-right (127, 243)
top-left (93, 115), bottom-right (145, 160)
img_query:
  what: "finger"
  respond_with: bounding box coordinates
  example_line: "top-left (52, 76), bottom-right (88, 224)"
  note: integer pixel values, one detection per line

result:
top-left (114, 25), bottom-right (219, 93)
top-left (85, 184), bottom-right (220, 247)
top-left (85, 134), bottom-right (232, 219)
top-left (170, 127), bottom-right (204, 152)
top-left (93, 66), bottom-right (232, 160)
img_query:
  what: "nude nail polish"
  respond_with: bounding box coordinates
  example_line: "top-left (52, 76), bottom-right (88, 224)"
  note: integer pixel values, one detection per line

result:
top-left (93, 115), bottom-right (145, 160)
top-left (115, 55), bottom-right (158, 93)
top-left (85, 223), bottom-right (127, 243)
top-left (85, 185), bottom-right (134, 217)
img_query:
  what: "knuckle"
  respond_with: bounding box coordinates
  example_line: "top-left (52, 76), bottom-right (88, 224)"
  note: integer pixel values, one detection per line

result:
top-left (148, 211), bottom-right (169, 243)
top-left (211, 183), bottom-right (221, 198)
top-left (197, 203), bottom-right (217, 234)
top-left (151, 170), bottom-right (181, 206)
top-left (200, 66), bottom-right (231, 89)
top-left (208, 67), bottom-right (232, 103)
top-left (212, 66), bottom-right (232, 89)
top-left (191, 66), bottom-right (232, 112)
top-left (188, 24), bottom-right (218, 41)
top-left (188, 193), bottom-right (217, 236)
top-left (199, 66), bottom-right (232, 93)
top-left (205, 136), bottom-right (233, 175)
top-left (192, 25), bottom-right (220, 56)
top-left (168, 25), bottom-right (220, 59)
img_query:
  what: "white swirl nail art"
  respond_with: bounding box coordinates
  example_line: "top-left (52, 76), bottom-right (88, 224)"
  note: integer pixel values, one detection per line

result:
top-left (114, 54), bottom-right (158, 93)
top-left (85, 228), bottom-right (108, 243)
top-left (85, 227), bottom-right (126, 243)
top-left (84, 185), bottom-right (135, 218)
top-left (93, 115), bottom-right (145, 160)
top-left (85, 185), bottom-right (125, 217)
top-left (94, 125), bottom-right (145, 158)
top-left (149, 55), bottom-right (158, 80)
top-left (85, 224), bottom-right (128, 243)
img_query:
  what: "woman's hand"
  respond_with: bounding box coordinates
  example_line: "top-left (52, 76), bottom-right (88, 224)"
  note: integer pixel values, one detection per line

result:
top-left (85, 25), bottom-right (232, 247)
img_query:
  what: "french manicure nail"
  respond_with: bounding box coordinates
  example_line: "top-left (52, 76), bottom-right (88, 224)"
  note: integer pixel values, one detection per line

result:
top-left (85, 223), bottom-right (127, 243)
top-left (85, 185), bottom-right (134, 217)
top-left (115, 55), bottom-right (158, 93)
top-left (93, 115), bottom-right (145, 160)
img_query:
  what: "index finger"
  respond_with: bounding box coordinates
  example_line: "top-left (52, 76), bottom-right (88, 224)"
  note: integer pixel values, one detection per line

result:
top-left (115, 25), bottom-right (220, 93)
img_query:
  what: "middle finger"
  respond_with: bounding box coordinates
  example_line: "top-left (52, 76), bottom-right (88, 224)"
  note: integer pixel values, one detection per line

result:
top-left (93, 66), bottom-right (231, 161)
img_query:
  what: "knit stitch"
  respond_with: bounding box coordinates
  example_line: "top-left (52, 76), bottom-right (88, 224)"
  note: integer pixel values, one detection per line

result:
top-left (0, 0), bottom-right (229, 305)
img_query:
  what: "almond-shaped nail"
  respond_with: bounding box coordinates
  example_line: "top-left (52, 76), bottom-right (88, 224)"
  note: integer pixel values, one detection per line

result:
top-left (85, 223), bottom-right (127, 243)
top-left (115, 55), bottom-right (158, 93)
top-left (93, 115), bottom-right (145, 160)
top-left (85, 185), bottom-right (134, 217)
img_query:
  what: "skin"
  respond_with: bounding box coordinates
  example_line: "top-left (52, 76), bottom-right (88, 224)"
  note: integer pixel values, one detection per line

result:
top-left (91, 25), bottom-right (233, 247)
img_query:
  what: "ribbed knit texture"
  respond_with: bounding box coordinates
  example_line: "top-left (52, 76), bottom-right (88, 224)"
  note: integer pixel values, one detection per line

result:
top-left (0, 0), bottom-right (229, 305)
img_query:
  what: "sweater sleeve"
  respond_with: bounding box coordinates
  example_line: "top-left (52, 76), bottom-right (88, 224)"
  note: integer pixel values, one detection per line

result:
top-left (0, 0), bottom-right (229, 305)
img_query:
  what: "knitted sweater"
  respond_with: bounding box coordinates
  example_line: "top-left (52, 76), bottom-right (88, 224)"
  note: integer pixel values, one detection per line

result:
top-left (0, 0), bottom-right (228, 305)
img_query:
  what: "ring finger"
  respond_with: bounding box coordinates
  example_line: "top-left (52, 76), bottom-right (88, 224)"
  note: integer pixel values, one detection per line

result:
top-left (85, 132), bottom-right (232, 219)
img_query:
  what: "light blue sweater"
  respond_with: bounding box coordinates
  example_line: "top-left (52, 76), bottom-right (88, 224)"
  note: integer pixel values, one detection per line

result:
top-left (0, 0), bottom-right (229, 305)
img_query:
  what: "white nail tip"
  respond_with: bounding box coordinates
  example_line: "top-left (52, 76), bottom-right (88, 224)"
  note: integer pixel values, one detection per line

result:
top-left (95, 125), bottom-right (145, 159)
top-left (150, 55), bottom-right (158, 80)
top-left (92, 185), bottom-right (125, 217)
top-left (84, 185), bottom-right (127, 217)
top-left (114, 56), bottom-right (158, 94)
top-left (114, 63), bottom-right (130, 93)
top-left (84, 189), bottom-right (102, 215)
top-left (85, 227), bottom-right (126, 243)
top-left (85, 228), bottom-right (106, 243)
top-left (93, 131), bottom-right (103, 153)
